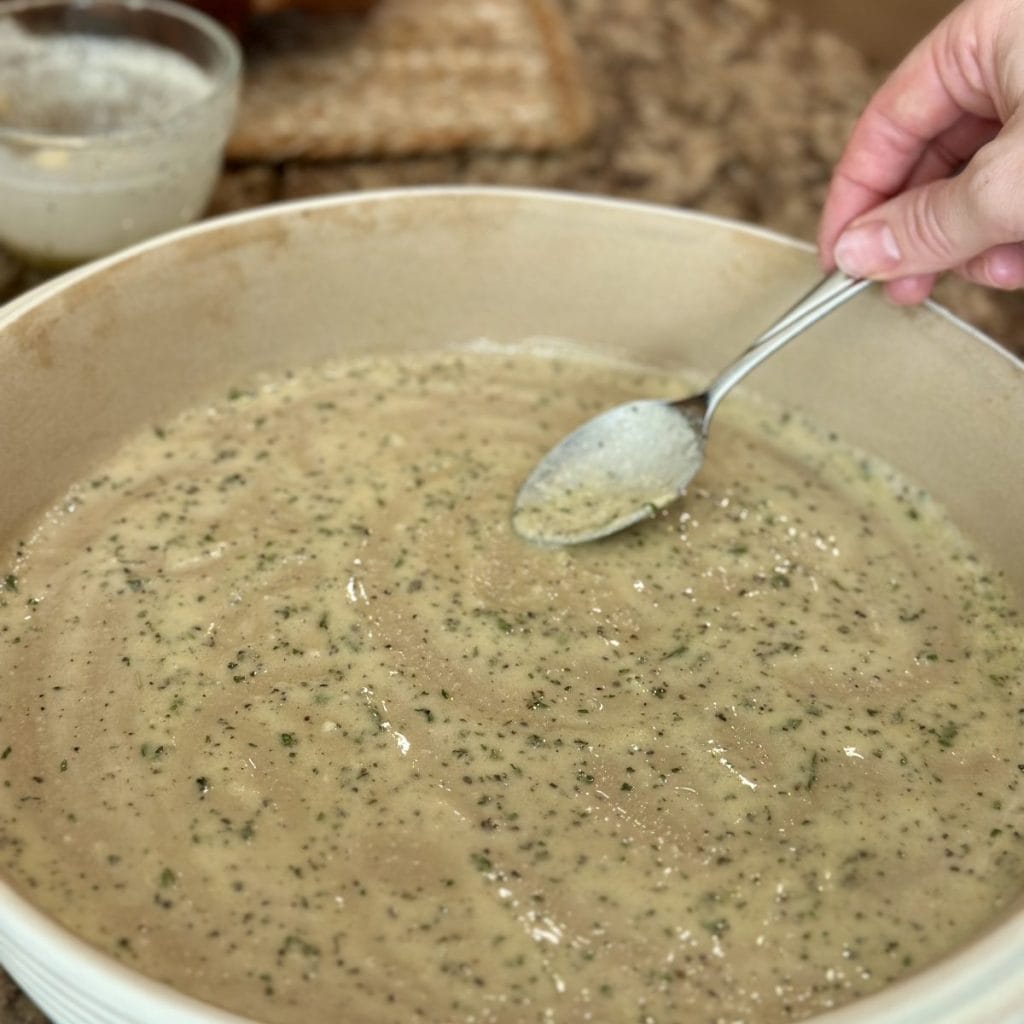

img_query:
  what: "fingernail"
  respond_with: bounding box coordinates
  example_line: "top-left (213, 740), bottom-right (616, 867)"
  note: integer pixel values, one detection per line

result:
top-left (834, 222), bottom-right (902, 278)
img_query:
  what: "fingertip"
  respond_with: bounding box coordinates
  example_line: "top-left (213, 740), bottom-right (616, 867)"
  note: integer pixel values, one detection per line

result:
top-left (817, 174), bottom-right (892, 272)
top-left (961, 246), bottom-right (1024, 290)
top-left (816, 223), bottom-right (839, 273)
top-left (883, 274), bottom-right (936, 306)
top-left (834, 221), bottom-right (903, 280)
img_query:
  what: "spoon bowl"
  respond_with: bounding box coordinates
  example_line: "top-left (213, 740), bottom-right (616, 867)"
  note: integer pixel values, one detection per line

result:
top-left (513, 270), bottom-right (869, 545)
top-left (511, 395), bottom-right (707, 544)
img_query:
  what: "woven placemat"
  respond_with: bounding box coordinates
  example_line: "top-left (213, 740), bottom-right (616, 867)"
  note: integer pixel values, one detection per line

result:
top-left (227, 0), bottom-right (594, 160)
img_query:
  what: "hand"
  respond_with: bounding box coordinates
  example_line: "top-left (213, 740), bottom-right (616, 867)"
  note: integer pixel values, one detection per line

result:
top-left (819, 0), bottom-right (1024, 304)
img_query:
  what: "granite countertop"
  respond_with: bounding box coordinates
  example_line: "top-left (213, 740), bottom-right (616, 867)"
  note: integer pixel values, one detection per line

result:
top-left (2, 1), bottom-right (1021, 1021)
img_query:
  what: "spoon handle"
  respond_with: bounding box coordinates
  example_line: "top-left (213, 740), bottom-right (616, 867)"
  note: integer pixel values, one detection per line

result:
top-left (700, 269), bottom-right (871, 425)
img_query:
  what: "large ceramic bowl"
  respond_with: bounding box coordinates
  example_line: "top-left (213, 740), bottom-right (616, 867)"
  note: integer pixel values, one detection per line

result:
top-left (0, 188), bottom-right (1022, 1024)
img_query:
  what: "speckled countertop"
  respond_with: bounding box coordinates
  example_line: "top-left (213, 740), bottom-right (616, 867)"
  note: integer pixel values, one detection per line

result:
top-left (1, 1), bottom-right (1021, 1021)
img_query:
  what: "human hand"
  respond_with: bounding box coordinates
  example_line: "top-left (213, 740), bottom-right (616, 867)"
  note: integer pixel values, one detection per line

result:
top-left (819, 0), bottom-right (1024, 304)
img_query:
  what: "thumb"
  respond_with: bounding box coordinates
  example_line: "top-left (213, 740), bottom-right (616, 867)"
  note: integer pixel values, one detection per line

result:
top-left (832, 134), bottom-right (1024, 281)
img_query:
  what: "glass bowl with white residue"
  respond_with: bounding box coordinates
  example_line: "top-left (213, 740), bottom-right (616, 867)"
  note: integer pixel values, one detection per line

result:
top-left (0, 0), bottom-right (241, 269)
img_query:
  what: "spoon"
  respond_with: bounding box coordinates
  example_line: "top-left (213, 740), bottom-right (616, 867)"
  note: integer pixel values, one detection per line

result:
top-left (512, 269), bottom-right (870, 545)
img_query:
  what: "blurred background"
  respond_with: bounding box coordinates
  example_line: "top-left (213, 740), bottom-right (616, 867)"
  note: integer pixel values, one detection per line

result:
top-left (5, 0), bottom-right (1023, 358)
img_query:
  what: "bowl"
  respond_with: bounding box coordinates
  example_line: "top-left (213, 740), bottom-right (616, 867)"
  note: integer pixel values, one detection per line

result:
top-left (0, 188), bottom-right (1022, 1024)
top-left (0, 0), bottom-right (241, 269)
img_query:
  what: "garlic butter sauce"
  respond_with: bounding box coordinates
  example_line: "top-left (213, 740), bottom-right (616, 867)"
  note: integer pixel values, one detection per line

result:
top-left (0, 346), bottom-right (1021, 1024)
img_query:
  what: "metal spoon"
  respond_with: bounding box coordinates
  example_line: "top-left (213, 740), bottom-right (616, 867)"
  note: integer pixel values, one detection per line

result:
top-left (512, 269), bottom-right (870, 545)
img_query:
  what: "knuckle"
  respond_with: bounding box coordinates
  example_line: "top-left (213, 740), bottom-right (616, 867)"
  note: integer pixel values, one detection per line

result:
top-left (901, 186), bottom-right (963, 263)
top-left (899, 145), bottom-right (1024, 270)
top-left (961, 145), bottom-right (1024, 238)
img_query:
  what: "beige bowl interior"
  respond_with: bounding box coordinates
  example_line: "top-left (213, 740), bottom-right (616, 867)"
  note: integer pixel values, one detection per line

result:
top-left (0, 188), bottom-right (1022, 1024)
top-left (2, 190), bottom-right (1022, 583)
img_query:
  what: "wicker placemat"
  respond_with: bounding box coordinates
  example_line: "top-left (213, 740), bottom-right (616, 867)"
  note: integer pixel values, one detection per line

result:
top-left (227, 0), bottom-right (594, 160)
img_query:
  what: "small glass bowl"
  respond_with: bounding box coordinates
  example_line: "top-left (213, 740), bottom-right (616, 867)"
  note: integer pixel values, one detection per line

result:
top-left (0, 0), bottom-right (242, 269)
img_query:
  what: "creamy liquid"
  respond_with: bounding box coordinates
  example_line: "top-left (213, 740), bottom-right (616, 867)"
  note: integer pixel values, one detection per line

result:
top-left (0, 347), bottom-right (1022, 1024)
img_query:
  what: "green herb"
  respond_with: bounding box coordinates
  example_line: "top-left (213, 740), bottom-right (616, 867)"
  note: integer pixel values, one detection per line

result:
top-left (929, 721), bottom-right (960, 749)
top-left (702, 917), bottom-right (730, 936)
top-left (803, 751), bottom-right (819, 791)
top-left (470, 852), bottom-right (493, 872)
top-left (661, 643), bottom-right (689, 661)
top-left (475, 609), bottom-right (514, 634)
